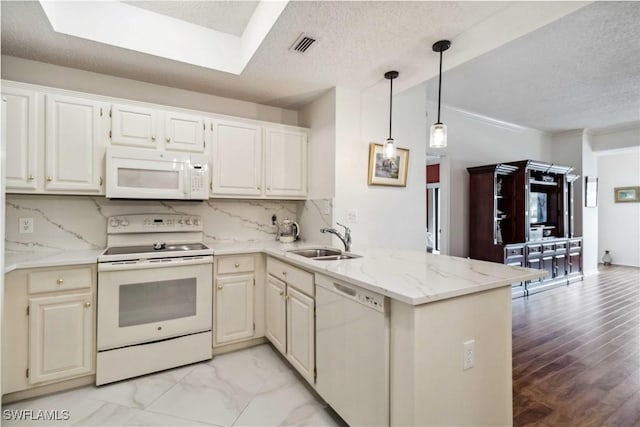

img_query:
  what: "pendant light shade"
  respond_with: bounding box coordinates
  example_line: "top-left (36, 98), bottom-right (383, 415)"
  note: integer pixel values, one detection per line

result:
top-left (383, 70), bottom-right (399, 159)
top-left (430, 40), bottom-right (451, 148)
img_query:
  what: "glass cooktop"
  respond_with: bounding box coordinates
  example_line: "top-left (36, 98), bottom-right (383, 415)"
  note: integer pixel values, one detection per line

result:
top-left (103, 243), bottom-right (209, 256)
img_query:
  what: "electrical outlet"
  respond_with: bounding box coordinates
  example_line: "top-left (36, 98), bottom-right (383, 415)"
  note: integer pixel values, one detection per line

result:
top-left (19, 217), bottom-right (34, 234)
top-left (463, 339), bottom-right (475, 370)
top-left (345, 210), bottom-right (357, 224)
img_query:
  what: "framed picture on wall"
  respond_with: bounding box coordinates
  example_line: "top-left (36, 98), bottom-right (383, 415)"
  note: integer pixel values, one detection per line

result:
top-left (614, 186), bottom-right (640, 203)
top-left (585, 176), bottom-right (598, 207)
top-left (367, 143), bottom-right (409, 187)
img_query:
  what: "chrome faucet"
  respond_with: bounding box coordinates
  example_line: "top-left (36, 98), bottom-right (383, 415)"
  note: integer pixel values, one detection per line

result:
top-left (321, 222), bottom-right (352, 252)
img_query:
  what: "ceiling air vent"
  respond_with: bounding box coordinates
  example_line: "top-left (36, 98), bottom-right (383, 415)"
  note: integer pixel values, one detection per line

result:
top-left (290, 33), bottom-right (317, 54)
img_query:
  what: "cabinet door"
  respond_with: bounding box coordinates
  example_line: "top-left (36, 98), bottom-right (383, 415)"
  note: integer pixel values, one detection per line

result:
top-left (555, 253), bottom-right (567, 278)
top-left (265, 275), bottom-right (286, 354)
top-left (264, 128), bottom-right (307, 198)
top-left (215, 274), bottom-right (254, 344)
top-left (2, 88), bottom-right (39, 191)
top-left (211, 120), bottom-right (262, 196)
top-left (165, 111), bottom-right (205, 152)
top-left (286, 286), bottom-right (315, 384)
top-left (541, 256), bottom-right (554, 282)
top-left (568, 251), bottom-right (582, 275)
top-left (45, 94), bottom-right (105, 192)
top-left (111, 104), bottom-right (159, 148)
top-left (28, 292), bottom-right (93, 384)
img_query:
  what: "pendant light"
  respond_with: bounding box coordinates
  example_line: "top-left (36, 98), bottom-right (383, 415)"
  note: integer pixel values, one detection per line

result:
top-left (430, 40), bottom-right (451, 148)
top-left (383, 70), bottom-right (399, 158)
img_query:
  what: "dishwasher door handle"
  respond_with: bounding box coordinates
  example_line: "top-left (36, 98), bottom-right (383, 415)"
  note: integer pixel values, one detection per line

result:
top-left (333, 282), bottom-right (357, 297)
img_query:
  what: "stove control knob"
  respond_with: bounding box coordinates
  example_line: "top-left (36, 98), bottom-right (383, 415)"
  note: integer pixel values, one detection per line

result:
top-left (178, 219), bottom-right (184, 224)
top-left (194, 218), bottom-right (200, 226)
top-left (185, 218), bottom-right (192, 225)
top-left (110, 218), bottom-right (120, 227)
top-left (120, 219), bottom-right (129, 227)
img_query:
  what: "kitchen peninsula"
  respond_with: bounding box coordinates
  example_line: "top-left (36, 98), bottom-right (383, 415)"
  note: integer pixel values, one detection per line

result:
top-left (4, 243), bottom-right (544, 426)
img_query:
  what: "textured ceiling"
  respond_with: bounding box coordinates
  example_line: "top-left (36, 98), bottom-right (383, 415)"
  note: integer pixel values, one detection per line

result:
top-left (1, 1), bottom-right (512, 108)
top-left (424, 2), bottom-right (640, 132)
top-left (122, 1), bottom-right (259, 36)
top-left (2, 0), bottom-right (623, 132)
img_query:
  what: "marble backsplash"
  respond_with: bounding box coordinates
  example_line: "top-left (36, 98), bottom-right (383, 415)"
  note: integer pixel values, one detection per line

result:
top-left (5, 195), bottom-right (305, 253)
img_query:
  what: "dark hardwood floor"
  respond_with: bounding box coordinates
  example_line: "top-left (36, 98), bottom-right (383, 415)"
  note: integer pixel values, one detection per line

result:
top-left (513, 265), bottom-right (640, 427)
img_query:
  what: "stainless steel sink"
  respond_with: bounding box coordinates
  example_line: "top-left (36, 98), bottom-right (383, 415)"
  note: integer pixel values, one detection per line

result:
top-left (287, 248), bottom-right (361, 261)
top-left (313, 254), bottom-right (361, 261)
top-left (288, 248), bottom-right (343, 258)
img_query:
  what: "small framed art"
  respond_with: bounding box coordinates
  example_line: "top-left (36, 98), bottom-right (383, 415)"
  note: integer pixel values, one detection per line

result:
top-left (367, 143), bottom-right (409, 187)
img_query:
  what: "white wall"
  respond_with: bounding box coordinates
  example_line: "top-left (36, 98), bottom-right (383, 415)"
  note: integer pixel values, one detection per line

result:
top-left (332, 83), bottom-right (427, 251)
top-left (1, 55), bottom-right (298, 126)
top-left (597, 149), bottom-right (640, 267)
top-left (591, 123), bottom-right (640, 152)
top-left (426, 96), bottom-right (553, 257)
top-left (297, 89), bottom-right (336, 245)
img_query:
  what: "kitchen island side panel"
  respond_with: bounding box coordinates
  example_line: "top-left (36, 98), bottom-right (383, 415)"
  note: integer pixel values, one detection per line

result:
top-left (390, 285), bottom-right (513, 426)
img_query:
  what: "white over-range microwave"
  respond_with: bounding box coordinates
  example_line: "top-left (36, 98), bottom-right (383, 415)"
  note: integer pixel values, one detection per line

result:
top-left (106, 147), bottom-right (209, 200)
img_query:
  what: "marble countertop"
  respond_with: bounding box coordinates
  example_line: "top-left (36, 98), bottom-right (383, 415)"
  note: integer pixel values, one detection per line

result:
top-left (5, 249), bottom-right (105, 273)
top-left (4, 241), bottom-right (545, 306)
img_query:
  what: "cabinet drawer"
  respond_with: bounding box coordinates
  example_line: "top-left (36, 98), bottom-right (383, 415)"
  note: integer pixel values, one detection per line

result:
top-left (505, 246), bottom-right (524, 257)
top-left (28, 267), bottom-right (92, 294)
top-left (217, 255), bottom-right (255, 274)
top-left (267, 258), bottom-right (314, 296)
top-left (569, 240), bottom-right (582, 249)
top-left (527, 245), bottom-right (542, 256)
top-left (542, 244), bottom-right (555, 253)
top-left (555, 242), bottom-right (567, 253)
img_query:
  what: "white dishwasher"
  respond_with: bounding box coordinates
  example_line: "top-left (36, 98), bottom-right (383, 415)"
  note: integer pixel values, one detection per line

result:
top-left (315, 274), bottom-right (389, 427)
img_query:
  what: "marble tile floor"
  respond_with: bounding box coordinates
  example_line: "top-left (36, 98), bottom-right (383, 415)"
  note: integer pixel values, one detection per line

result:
top-left (2, 344), bottom-right (347, 427)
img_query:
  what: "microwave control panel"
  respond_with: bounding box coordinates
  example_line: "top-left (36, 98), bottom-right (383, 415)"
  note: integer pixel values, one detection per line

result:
top-left (189, 156), bottom-right (209, 199)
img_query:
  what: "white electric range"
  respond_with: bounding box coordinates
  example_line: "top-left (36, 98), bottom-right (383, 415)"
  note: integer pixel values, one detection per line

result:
top-left (96, 214), bottom-right (213, 385)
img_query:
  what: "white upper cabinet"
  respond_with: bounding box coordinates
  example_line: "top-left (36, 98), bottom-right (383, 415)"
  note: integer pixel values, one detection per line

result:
top-left (45, 94), bottom-right (106, 192)
top-left (164, 111), bottom-right (205, 152)
top-left (264, 127), bottom-right (308, 198)
top-left (2, 87), bottom-right (39, 191)
top-left (110, 104), bottom-right (158, 148)
top-left (211, 120), bottom-right (262, 196)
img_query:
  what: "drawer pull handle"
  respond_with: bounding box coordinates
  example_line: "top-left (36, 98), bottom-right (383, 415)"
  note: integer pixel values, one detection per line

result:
top-left (56, 278), bottom-right (64, 285)
top-left (166, 137), bottom-right (171, 143)
top-left (282, 271), bottom-right (287, 276)
top-left (217, 285), bottom-right (223, 290)
top-left (47, 176), bottom-right (53, 182)
top-left (285, 295), bottom-right (290, 300)
top-left (234, 263), bottom-right (240, 268)
top-left (151, 135), bottom-right (156, 141)
top-left (28, 175), bottom-right (35, 181)
top-left (84, 302), bottom-right (91, 308)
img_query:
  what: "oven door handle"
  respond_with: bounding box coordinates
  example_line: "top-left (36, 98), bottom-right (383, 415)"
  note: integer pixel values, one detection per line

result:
top-left (98, 255), bottom-right (213, 272)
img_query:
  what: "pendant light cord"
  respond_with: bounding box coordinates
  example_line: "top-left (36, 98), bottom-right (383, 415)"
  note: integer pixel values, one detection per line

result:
top-left (437, 48), bottom-right (443, 123)
top-left (389, 76), bottom-right (393, 139)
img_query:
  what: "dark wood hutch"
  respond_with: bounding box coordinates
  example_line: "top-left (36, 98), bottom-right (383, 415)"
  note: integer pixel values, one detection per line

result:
top-left (468, 160), bottom-right (583, 297)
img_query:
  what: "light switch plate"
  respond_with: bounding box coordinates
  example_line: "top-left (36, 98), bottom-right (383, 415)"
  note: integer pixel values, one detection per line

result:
top-left (345, 210), bottom-right (357, 224)
top-left (19, 217), bottom-right (34, 234)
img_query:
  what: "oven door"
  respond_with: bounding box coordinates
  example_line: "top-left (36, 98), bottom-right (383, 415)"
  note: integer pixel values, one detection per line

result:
top-left (97, 256), bottom-right (213, 351)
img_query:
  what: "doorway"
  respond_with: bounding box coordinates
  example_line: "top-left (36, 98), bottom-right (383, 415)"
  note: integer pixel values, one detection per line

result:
top-left (426, 157), bottom-right (441, 253)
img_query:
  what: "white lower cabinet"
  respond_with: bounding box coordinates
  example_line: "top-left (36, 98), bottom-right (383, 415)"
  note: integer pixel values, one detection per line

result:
top-left (214, 255), bottom-right (261, 347)
top-left (2, 265), bottom-right (96, 395)
top-left (265, 275), bottom-right (287, 354)
top-left (215, 274), bottom-right (254, 344)
top-left (28, 293), bottom-right (93, 384)
top-left (285, 286), bottom-right (314, 381)
top-left (265, 257), bottom-right (315, 384)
